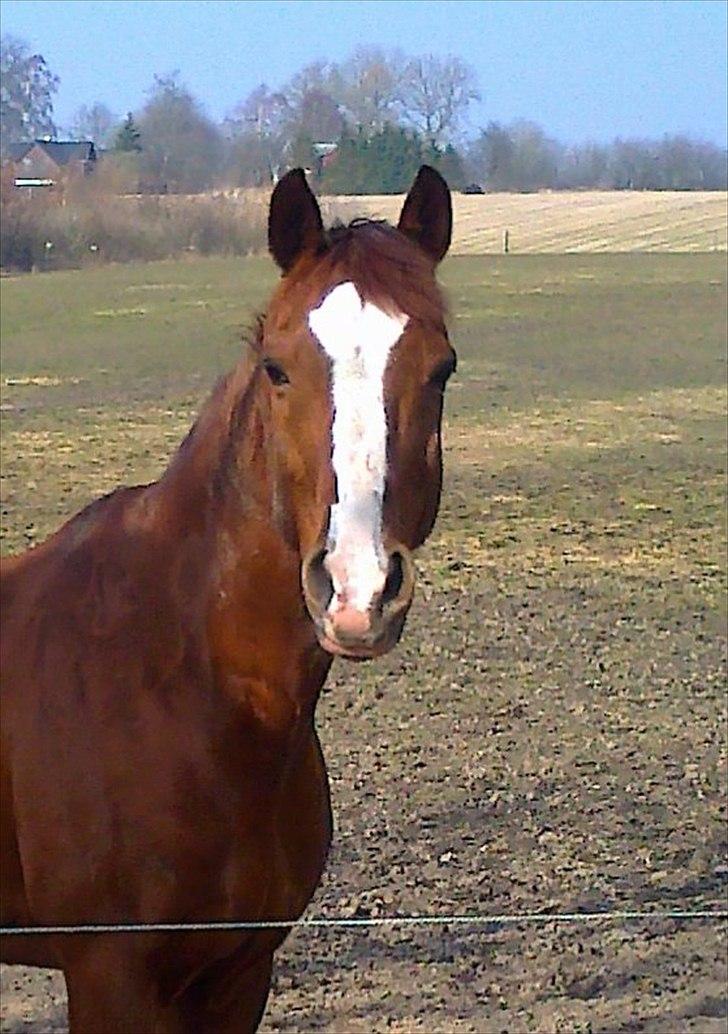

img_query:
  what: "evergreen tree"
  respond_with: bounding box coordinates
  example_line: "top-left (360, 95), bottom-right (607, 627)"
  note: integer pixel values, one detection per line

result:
top-left (318, 126), bottom-right (365, 193)
top-left (319, 124), bottom-right (465, 194)
top-left (114, 112), bottom-right (142, 153)
top-left (431, 143), bottom-right (467, 191)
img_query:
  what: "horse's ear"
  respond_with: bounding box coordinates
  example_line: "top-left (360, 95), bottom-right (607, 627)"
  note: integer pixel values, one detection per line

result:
top-left (268, 168), bottom-right (325, 272)
top-left (397, 165), bottom-right (452, 264)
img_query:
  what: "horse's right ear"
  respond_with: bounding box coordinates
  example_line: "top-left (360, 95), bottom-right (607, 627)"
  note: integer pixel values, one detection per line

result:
top-left (268, 169), bottom-right (325, 273)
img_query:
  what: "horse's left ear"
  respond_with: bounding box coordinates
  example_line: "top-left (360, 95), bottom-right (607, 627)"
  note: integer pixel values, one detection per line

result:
top-left (268, 168), bottom-right (325, 272)
top-left (397, 165), bottom-right (452, 264)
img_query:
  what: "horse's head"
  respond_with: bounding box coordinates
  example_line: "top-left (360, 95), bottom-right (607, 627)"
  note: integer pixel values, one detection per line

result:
top-left (262, 166), bottom-right (455, 660)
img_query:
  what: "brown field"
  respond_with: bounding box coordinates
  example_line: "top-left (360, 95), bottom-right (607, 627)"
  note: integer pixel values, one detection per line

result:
top-left (321, 190), bottom-right (728, 254)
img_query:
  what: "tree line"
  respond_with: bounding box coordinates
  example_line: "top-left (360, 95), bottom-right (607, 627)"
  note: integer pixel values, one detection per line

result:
top-left (2, 34), bottom-right (726, 194)
top-left (470, 121), bottom-right (727, 192)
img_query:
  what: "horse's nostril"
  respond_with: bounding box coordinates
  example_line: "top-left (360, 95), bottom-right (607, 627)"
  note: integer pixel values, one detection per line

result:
top-left (304, 549), bottom-right (333, 612)
top-left (382, 551), bottom-right (404, 605)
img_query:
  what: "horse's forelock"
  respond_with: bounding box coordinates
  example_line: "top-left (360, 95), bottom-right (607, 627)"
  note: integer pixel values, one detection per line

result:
top-left (330, 220), bottom-right (446, 325)
top-left (281, 219), bottom-right (447, 328)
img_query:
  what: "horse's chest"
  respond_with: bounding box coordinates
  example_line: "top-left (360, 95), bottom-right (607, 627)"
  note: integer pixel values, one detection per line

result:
top-left (157, 741), bottom-right (332, 994)
top-left (224, 738), bottom-right (333, 921)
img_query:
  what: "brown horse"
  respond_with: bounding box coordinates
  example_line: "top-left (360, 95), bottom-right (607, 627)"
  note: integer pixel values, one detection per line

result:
top-left (0, 166), bottom-right (454, 1032)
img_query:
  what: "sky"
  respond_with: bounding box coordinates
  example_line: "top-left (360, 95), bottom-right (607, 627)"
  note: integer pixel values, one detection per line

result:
top-left (2, 0), bottom-right (727, 146)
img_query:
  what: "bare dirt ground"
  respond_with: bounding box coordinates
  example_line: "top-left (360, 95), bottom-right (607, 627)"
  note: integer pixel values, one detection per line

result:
top-left (1, 255), bottom-right (726, 1032)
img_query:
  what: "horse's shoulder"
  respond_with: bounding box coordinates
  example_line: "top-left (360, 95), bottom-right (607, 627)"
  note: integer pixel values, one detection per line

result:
top-left (2, 483), bottom-right (197, 705)
top-left (2, 483), bottom-right (186, 639)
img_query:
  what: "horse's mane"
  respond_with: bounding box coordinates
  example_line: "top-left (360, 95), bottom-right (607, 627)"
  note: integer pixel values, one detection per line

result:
top-left (165, 329), bottom-right (262, 487)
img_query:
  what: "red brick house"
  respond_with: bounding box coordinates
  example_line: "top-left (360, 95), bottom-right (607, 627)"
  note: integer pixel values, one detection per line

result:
top-left (4, 139), bottom-right (97, 190)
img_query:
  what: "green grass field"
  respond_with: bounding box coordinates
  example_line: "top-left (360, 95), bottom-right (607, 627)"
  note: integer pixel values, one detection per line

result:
top-left (1, 254), bottom-right (726, 1033)
top-left (2, 254), bottom-right (726, 602)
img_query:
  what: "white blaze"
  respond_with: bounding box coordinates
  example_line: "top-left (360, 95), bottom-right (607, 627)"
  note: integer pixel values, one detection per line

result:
top-left (308, 282), bottom-right (408, 613)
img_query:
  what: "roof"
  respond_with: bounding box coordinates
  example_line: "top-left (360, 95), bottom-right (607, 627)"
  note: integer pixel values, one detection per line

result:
top-left (312, 142), bottom-right (338, 158)
top-left (5, 140), bottom-right (96, 166)
top-left (6, 143), bottom-right (33, 161)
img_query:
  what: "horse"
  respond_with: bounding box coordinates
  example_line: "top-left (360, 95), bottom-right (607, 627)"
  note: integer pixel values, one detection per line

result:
top-left (0, 165), bottom-right (455, 1033)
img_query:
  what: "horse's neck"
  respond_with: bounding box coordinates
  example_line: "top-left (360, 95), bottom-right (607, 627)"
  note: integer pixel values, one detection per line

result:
top-left (158, 361), bottom-right (328, 711)
top-left (161, 359), bottom-right (272, 521)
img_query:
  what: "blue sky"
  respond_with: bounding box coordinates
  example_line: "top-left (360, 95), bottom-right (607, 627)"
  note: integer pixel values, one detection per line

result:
top-left (3, 0), bottom-right (727, 145)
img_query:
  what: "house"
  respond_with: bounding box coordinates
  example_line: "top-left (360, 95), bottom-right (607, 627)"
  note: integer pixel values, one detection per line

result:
top-left (4, 139), bottom-right (97, 190)
top-left (312, 142), bottom-right (338, 175)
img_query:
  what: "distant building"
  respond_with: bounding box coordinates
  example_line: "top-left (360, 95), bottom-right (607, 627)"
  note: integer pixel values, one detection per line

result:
top-left (275, 142), bottom-right (338, 182)
top-left (4, 139), bottom-right (97, 190)
top-left (312, 142), bottom-right (338, 175)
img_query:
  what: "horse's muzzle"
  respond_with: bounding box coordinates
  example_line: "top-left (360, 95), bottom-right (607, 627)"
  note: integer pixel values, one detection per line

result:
top-left (301, 542), bottom-right (416, 660)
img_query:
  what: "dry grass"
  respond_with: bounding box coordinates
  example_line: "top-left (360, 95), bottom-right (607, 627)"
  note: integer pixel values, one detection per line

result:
top-left (319, 190), bottom-right (728, 254)
top-left (421, 384), bottom-right (726, 604)
top-left (0, 193), bottom-right (267, 272)
top-left (3, 188), bottom-right (725, 273)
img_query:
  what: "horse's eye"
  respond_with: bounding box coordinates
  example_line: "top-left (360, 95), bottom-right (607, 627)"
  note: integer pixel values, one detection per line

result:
top-left (263, 358), bottom-right (290, 386)
top-left (428, 353), bottom-right (457, 389)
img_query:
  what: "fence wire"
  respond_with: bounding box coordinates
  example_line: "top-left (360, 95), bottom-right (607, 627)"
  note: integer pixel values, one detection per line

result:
top-left (2, 907), bottom-right (726, 936)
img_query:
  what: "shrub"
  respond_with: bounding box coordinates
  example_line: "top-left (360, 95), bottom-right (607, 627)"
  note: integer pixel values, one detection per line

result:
top-left (0, 189), bottom-right (267, 272)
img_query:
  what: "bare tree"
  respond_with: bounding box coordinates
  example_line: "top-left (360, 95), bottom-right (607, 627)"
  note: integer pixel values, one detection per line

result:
top-left (285, 61), bottom-right (344, 112)
top-left (466, 122), bottom-right (514, 190)
top-left (557, 141), bottom-right (610, 189)
top-left (605, 135), bottom-right (728, 190)
top-left (225, 83), bottom-right (290, 140)
top-left (397, 54), bottom-right (479, 146)
top-left (0, 33), bottom-right (58, 150)
top-left (69, 102), bottom-right (117, 146)
top-left (467, 120), bottom-right (561, 191)
top-left (280, 62), bottom-right (348, 144)
top-left (657, 136), bottom-right (727, 190)
top-left (338, 47), bottom-right (403, 133)
top-left (290, 88), bottom-right (345, 141)
top-left (224, 85), bottom-right (291, 185)
top-left (137, 73), bottom-right (224, 193)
